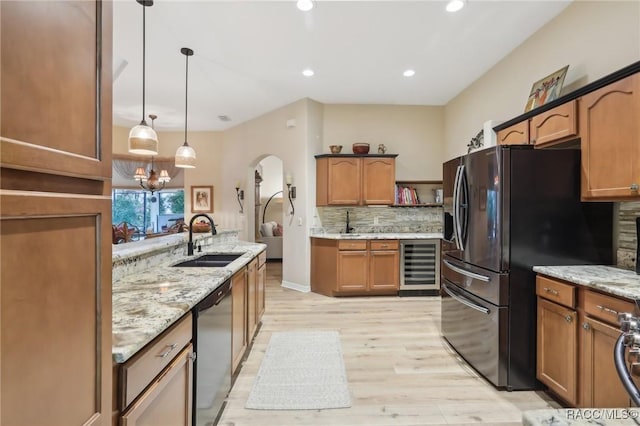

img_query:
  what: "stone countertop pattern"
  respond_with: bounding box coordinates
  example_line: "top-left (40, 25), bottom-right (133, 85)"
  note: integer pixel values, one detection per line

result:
top-left (533, 265), bottom-right (640, 300)
top-left (311, 232), bottom-right (443, 240)
top-left (523, 408), bottom-right (640, 425)
top-left (112, 240), bottom-right (265, 364)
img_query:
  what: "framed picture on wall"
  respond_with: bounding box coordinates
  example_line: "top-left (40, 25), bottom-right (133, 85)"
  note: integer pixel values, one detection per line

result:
top-left (191, 185), bottom-right (214, 213)
top-left (524, 65), bottom-right (569, 112)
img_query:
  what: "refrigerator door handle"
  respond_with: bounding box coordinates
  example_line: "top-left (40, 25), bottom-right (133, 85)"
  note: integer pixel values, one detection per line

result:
top-left (442, 283), bottom-right (490, 315)
top-left (443, 259), bottom-right (490, 282)
top-left (453, 165), bottom-right (463, 250)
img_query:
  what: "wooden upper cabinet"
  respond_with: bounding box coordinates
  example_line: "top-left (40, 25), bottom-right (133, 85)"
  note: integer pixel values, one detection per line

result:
top-left (328, 157), bottom-right (362, 205)
top-left (580, 73), bottom-right (640, 200)
top-left (497, 120), bottom-right (529, 145)
top-left (316, 155), bottom-right (397, 206)
top-left (362, 157), bottom-right (395, 204)
top-left (530, 100), bottom-right (578, 147)
top-left (0, 0), bottom-right (112, 180)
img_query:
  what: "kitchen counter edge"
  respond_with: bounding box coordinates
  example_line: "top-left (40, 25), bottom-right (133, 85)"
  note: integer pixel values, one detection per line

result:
top-left (533, 265), bottom-right (640, 301)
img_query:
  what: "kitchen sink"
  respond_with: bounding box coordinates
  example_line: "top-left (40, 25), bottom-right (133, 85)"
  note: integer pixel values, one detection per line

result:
top-left (172, 253), bottom-right (242, 268)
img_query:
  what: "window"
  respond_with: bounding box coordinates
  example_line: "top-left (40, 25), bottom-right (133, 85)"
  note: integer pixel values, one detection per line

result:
top-left (112, 189), bottom-right (184, 236)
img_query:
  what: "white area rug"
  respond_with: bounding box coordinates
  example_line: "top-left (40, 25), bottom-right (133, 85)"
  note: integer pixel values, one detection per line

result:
top-left (245, 330), bottom-right (352, 410)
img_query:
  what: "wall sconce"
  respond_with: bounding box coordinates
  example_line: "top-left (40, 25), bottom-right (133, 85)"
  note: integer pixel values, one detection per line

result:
top-left (285, 174), bottom-right (296, 216)
top-left (235, 182), bottom-right (244, 214)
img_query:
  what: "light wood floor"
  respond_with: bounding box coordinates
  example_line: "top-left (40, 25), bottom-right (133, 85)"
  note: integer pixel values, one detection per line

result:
top-left (218, 262), bottom-right (560, 426)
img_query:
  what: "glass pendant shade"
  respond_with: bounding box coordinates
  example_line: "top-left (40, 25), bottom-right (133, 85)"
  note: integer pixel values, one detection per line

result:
top-left (129, 123), bottom-right (158, 155)
top-left (175, 142), bottom-right (196, 168)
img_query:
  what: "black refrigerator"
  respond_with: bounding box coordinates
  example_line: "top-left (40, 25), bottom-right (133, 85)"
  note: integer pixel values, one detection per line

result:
top-left (441, 145), bottom-right (613, 391)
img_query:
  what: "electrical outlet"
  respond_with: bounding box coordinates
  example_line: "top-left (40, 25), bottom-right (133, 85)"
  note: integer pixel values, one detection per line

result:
top-left (298, 217), bottom-right (303, 226)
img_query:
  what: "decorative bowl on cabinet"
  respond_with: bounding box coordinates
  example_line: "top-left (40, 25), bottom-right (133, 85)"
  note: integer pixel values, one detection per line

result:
top-left (352, 143), bottom-right (370, 154)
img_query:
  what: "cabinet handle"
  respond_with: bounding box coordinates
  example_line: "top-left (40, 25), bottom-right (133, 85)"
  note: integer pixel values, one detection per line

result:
top-left (157, 343), bottom-right (178, 358)
top-left (596, 305), bottom-right (618, 315)
top-left (583, 322), bottom-right (591, 330)
top-left (531, 138), bottom-right (536, 144)
top-left (565, 314), bottom-right (573, 323)
top-left (631, 183), bottom-right (639, 191)
top-left (543, 287), bottom-right (559, 296)
top-left (380, 244), bottom-right (388, 248)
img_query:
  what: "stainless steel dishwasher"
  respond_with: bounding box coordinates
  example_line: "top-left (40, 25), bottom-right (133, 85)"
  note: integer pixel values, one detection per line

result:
top-left (192, 279), bottom-right (232, 426)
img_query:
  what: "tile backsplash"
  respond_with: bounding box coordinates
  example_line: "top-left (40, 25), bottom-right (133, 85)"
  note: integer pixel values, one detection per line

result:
top-left (314, 206), bottom-right (443, 234)
top-left (618, 201), bottom-right (640, 270)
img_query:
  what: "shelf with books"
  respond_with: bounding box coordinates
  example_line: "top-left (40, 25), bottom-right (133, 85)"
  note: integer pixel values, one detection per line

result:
top-left (393, 180), bottom-right (443, 207)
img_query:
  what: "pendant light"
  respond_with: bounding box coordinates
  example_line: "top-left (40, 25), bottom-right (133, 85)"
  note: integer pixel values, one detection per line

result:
top-left (175, 47), bottom-right (197, 168)
top-left (128, 0), bottom-right (159, 155)
top-left (133, 114), bottom-right (170, 194)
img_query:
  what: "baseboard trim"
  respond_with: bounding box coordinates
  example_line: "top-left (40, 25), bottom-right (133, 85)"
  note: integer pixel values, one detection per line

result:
top-left (281, 280), bottom-right (310, 293)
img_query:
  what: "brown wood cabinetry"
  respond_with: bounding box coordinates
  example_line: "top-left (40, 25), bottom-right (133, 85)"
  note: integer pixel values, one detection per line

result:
top-left (257, 251), bottom-right (266, 320)
top-left (232, 268), bottom-right (248, 375)
top-left (580, 73), bottom-right (640, 200)
top-left (0, 1), bottom-right (112, 425)
top-left (312, 238), bottom-right (399, 296)
top-left (247, 258), bottom-right (258, 339)
top-left (316, 155), bottom-right (397, 206)
top-left (530, 100), bottom-right (578, 147)
top-left (497, 120), bottom-right (530, 145)
top-left (536, 274), bottom-right (633, 408)
top-left (497, 101), bottom-right (578, 148)
top-left (117, 314), bottom-right (193, 426)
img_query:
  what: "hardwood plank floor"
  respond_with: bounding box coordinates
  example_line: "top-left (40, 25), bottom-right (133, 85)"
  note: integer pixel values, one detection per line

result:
top-left (219, 262), bottom-right (559, 425)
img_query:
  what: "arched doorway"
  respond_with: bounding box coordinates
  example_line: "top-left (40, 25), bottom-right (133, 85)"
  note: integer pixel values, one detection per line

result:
top-left (253, 155), bottom-right (284, 263)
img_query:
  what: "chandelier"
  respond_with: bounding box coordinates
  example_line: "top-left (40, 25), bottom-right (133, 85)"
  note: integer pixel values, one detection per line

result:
top-left (133, 114), bottom-right (170, 194)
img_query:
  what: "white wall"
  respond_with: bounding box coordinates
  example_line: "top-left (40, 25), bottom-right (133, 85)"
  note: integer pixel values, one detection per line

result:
top-left (258, 155), bottom-right (284, 224)
top-left (444, 0), bottom-right (640, 160)
top-left (323, 104), bottom-right (445, 180)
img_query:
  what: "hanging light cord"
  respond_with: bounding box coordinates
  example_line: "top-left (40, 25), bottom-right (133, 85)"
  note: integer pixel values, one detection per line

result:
top-left (184, 51), bottom-right (189, 144)
top-left (141, 4), bottom-right (147, 124)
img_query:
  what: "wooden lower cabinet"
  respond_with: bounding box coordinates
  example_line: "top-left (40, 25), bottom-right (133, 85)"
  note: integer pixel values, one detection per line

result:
top-left (121, 345), bottom-right (194, 426)
top-left (580, 315), bottom-right (629, 407)
top-left (247, 258), bottom-right (258, 339)
top-left (536, 274), bottom-right (634, 408)
top-left (231, 269), bottom-right (247, 375)
top-left (536, 297), bottom-right (578, 405)
top-left (257, 251), bottom-right (266, 319)
top-left (311, 238), bottom-right (399, 296)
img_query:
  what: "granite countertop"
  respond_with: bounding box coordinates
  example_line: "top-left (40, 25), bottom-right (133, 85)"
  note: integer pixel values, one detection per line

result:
top-left (523, 408), bottom-right (640, 425)
top-left (312, 232), bottom-right (443, 240)
top-left (533, 265), bottom-right (640, 300)
top-left (112, 240), bottom-right (265, 364)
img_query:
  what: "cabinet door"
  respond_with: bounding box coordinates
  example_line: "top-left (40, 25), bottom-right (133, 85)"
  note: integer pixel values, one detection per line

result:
top-left (497, 121), bottom-right (529, 145)
top-left (257, 261), bottom-right (266, 320)
top-left (536, 297), bottom-right (578, 405)
top-left (363, 157), bottom-right (395, 205)
top-left (580, 74), bottom-right (640, 199)
top-left (328, 157), bottom-right (362, 205)
top-left (530, 100), bottom-right (578, 147)
top-left (247, 258), bottom-right (258, 340)
top-left (1, 0), bottom-right (112, 180)
top-left (580, 316), bottom-right (630, 408)
top-left (369, 250), bottom-right (399, 291)
top-left (337, 251), bottom-right (368, 292)
top-left (1, 196), bottom-right (112, 426)
top-left (121, 345), bottom-right (194, 426)
top-left (232, 269), bottom-right (247, 374)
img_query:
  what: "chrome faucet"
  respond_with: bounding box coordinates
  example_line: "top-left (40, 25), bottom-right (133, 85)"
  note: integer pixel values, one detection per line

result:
top-left (345, 211), bottom-right (355, 234)
top-left (188, 213), bottom-right (217, 255)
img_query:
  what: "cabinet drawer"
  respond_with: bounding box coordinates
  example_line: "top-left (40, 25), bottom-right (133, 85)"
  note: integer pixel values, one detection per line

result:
top-left (120, 312), bottom-right (192, 409)
top-left (258, 250), bottom-right (266, 266)
top-left (583, 290), bottom-right (634, 326)
top-left (338, 240), bottom-right (367, 250)
top-left (530, 100), bottom-right (578, 147)
top-left (370, 240), bottom-right (398, 251)
top-left (536, 275), bottom-right (575, 308)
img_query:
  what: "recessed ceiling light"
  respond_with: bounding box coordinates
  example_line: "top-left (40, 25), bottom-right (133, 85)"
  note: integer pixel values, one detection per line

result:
top-left (296, 0), bottom-right (314, 12)
top-left (446, 0), bottom-right (465, 13)
top-left (302, 69), bottom-right (314, 77)
top-left (403, 69), bottom-right (416, 77)
top-left (218, 115), bottom-right (231, 122)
